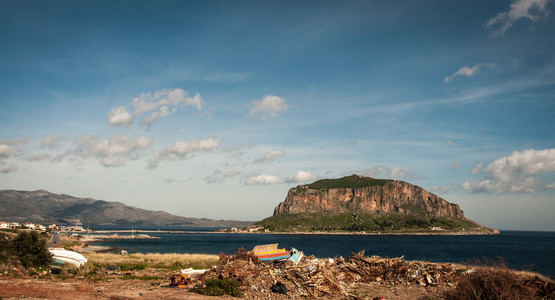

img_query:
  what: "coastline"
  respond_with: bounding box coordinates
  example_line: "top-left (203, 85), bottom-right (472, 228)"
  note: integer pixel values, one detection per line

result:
top-left (214, 229), bottom-right (500, 236)
top-left (82, 228), bottom-right (500, 236)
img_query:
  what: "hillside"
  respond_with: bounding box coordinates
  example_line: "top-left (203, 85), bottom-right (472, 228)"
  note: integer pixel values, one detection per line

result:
top-left (255, 175), bottom-right (495, 234)
top-left (0, 189), bottom-right (252, 227)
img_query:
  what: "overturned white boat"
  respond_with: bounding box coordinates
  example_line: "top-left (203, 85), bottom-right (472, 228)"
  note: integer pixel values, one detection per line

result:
top-left (49, 248), bottom-right (87, 267)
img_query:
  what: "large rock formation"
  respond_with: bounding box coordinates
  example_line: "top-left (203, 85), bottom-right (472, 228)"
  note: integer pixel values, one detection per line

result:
top-left (273, 175), bottom-right (464, 219)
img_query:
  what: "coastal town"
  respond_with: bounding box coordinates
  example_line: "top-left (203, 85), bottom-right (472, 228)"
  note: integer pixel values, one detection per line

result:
top-left (0, 221), bottom-right (86, 233)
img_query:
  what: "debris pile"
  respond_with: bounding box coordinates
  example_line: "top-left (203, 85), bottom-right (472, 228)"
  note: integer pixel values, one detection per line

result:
top-left (194, 248), bottom-right (466, 299)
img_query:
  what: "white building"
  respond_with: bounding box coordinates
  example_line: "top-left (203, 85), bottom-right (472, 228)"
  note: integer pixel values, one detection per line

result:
top-left (23, 223), bottom-right (36, 230)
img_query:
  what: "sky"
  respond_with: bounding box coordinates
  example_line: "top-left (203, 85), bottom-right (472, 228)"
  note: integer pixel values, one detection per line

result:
top-left (1, 0), bottom-right (554, 230)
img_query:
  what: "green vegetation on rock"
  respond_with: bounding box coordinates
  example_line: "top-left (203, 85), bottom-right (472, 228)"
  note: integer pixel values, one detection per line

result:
top-left (255, 212), bottom-right (482, 233)
top-left (305, 175), bottom-right (393, 190)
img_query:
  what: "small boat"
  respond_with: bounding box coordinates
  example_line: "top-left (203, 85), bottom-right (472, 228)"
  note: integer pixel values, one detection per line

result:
top-left (252, 243), bottom-right (291, 262)
top-left (49, 248), bottom-right (87, 267)
top-left (288, 248), bottom-right (304, 265)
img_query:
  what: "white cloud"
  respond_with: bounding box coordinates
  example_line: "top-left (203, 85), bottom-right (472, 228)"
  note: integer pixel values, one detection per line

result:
top-left (100, 157), bottom-right (126, 167)
top-left (0, 162), bottom-right (18, 174)
top-left (348, 166), bottom-right (414, 180)
top-left (287, 170), bottom-right (318, 183)
top-left (453, 162), bottom-right (462, 170)
top-left (461, 177), bottom-right (541, 194)
top-left (108, 88), bottom-right (204, 128)
top-left (248, 95), bottom-right (288, 120)
top-left (462, 148), bottom-right (555, 193)
top-left (428, 185), bottom-right (454, 194)
top-left (25, 153), bottom-right (52, 162)
top-left (148, 137), bottom-right (221, 169)
top-left (203, 169), bottom-right (241, 184)
top-left (245, 174), bottom-right (282, 185)
top-left (223, 170), bottom-right (241, 177)
top-left (67, 157), bottom-right (85, 171)
top-left (253, 149), bottom-right (285, 163)
top-left (0, 137), bottom-right (28, 145)
top-left (54, 135), bottom-right (155, 168)
top-left (546, 182), bottom-right (555, 189)
top-left (0, 138), bottom-right (27, 158)
top-left (40, 135), bottom-right (65, 149)
top-left (75, 135), bottom-right (154, 159)
top-left (204, 176), bottom-right (224, 184)
top-left (386, 166), bottom-right (413, 179)
top-left (471, 162), bottom-right (483, 174)
top-left (160, 138), bottom-right (220, 158)
top-left (0, 144), bottom-right (17, 159)
top-left (244, 171), bottom-right (317, 185)
top-left (355, 166), bottom-right (386, 177)
top-left (108, 106), bottom-right (135, 127)
top-left (444, 63), bottom-right (495, 83)
top-left (486, 0), bottom-right (550, 36)
top-left (445, 140), bottom-right (455, 146)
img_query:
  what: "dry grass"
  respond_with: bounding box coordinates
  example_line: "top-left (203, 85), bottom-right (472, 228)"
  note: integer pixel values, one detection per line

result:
top-left (443, 265), bottom-right (555, 300)
top-left (84, 252), bottom-right (219, 270)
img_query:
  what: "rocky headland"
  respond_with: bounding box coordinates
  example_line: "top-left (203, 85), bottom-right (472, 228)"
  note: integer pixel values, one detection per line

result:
top-left (254, 174), bottom-right (497, 234)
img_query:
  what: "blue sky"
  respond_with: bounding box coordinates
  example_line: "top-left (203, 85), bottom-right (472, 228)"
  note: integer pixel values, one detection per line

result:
top-left (1, 0), bottom-right (554, 230)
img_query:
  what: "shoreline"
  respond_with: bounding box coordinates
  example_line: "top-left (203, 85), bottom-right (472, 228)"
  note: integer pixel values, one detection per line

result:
top-left (216, 229), bottom-right (500, 236)
top-left (80, 229), bottom-right (500, 236)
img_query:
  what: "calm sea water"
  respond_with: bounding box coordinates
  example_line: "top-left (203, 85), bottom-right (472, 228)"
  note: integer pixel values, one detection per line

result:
top-left (92, 227), bottom-right (555, 278)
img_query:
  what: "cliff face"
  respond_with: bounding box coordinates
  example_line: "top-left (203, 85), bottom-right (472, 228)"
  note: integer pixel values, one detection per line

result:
top-left (273, 176), bottom-right (465, 219)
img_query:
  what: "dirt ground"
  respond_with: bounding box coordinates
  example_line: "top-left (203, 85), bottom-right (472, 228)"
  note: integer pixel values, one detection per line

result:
top-left (0, 276), bottom-right (217, 300)
top-left (0, 275), bottom-right (450, 300)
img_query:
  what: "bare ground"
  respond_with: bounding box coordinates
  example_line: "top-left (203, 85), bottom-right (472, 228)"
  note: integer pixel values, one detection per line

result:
top-left (0, 275), bottom-right (449, 300)
top-left (0, 275), bottom-right (217, 300)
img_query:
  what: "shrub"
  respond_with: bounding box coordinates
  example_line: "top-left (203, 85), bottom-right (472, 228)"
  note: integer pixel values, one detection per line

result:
top-left (444, 266), bottom-right (535, 300)
top-left (11, 231), bottom-right (52, 268)
top-left (190, 277), bottom-right (241, 297)
top-left (120, 263), bottom-right (147, 271)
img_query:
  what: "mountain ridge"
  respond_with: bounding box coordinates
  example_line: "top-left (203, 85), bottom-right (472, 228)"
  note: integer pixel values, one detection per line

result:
top-left (0, 189), bottom-right (252, 227)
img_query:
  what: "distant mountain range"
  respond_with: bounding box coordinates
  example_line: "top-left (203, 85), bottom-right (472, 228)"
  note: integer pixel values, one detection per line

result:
top-left (0, 189), bottom-right (253, 227)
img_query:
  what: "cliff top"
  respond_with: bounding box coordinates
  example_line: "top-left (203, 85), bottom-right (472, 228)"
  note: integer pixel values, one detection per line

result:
top-left (303, 174), bottom-right (394, 190)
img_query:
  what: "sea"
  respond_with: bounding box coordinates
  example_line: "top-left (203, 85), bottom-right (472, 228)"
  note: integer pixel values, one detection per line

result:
top-left (90, 226), bottom-right (555, 279)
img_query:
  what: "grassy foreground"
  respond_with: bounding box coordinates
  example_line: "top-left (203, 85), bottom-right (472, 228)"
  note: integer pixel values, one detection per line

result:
top-left (84, 252), bottom-right (219, 270)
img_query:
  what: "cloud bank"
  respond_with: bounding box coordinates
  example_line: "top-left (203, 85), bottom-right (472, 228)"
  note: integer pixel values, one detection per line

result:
top-left (462, 148), bottom-right (555, 193)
